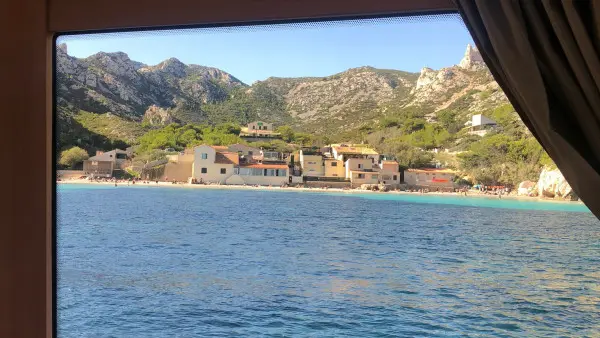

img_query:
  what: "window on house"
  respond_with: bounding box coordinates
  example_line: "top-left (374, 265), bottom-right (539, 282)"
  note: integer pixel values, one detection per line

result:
top-left (220, 168), bottom-right (226, 174)
top-left (393, 175), bottom-right (398, 181)
top-left (331, 162), bottom-right (337, 167)
top-left (201, 153), bottom-right (208, 159)
top-left (332, 174), bottom-right (338, 177)
top-left (357, 173), bottom-right (365, 179)
top-left (201, 168), bottom-right (207, 173)
top-left (358, 164), bottom-right (363, 169)
top-left (372, 174), bottom-right (378, 179)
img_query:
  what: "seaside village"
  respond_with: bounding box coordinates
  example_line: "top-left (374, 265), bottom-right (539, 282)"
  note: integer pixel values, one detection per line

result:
top-left (64, 121), bottom-right (467, 193)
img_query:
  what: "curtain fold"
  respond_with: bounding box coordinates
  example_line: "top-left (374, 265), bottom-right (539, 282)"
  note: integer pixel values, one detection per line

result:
top-left (456, 0), bottom-right (600, 217)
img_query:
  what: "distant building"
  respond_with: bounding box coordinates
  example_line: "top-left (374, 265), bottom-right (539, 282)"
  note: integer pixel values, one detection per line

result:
top-left (83, 149), bottom-right (130, 178)
top-left (465, 114), bottom-right (498, 136)
top-left (192, 145), bottom-right (239, 184)
top-left (378, 160), bottom-right (401, 185)
top-left (230, 163), bottom-right (289, 186)
top-left (192, 144), bottom-right (289, 186)
top-left (239, 121), bottom-right (282, 141)
top-left (330, 143), bottom-right (380, 163)
top-left (228, 144), bottom-right (261, 164)
top-left (345, 158), bottom-right (379, 186)
top-left (323, 158), bottom-right (345, 178)
top-left (147, 148), bottom-right (194, 182)
top-left (261, 150), bottom-right (284, 162)
top-left (299, 149), bottom-right (324, 177)
top-left (228, 144), bottom-right (260, 157)
top-left (404, 168), bottom-right (456, 188)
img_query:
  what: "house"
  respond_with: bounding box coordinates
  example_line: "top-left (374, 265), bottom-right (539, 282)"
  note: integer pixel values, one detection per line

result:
top-left (239, 121), bottom-right (282, 141)
top-left (404, 168), bottom-right (456, 188)
top-left (192, 145), bottom-right (239, 184)
top-left (228, 163), bottom-right (289, 186)
top-left (228, 144), bottom-right (261, 164)
top-left (261, 150), bottom-right (284, 162)
top-left (83, 149), bottom-right (130, 178)
top-left (465, 114), bottom-right (498, 136)
top-left (378, 160), bottom-right (401, 185)
top-left (299, 149), bottom-right (324, 177)
top-left (330, 143), bottom-right (380, 163)
top-left (323, 158), bottom-right (345, 178)
top-left (148, 148), bottom-right (194, 182)
top-left (191, 144), bottom-right (290, 186)
top-left (248, 121), bottom-right (274, 132)
top-left (345, 157), bottom-right (379, 186)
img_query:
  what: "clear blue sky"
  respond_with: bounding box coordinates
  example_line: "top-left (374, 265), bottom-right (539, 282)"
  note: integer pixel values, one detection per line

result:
top-left (58, 15), bottom-right (473, 84)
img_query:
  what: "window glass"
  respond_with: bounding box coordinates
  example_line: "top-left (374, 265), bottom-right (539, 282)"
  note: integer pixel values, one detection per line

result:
top-left (55, 14), bottom-right (595, 338)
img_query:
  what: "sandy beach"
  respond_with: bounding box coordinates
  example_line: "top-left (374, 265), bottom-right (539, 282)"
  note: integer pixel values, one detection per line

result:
top-left (57, 179), bottom-right (583, 204)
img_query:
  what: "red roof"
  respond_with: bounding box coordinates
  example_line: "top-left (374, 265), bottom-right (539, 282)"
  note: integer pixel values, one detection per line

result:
top-left (240, 163), bottom-right (288, 169)
top-left (215, 152), bottom-right (239, 165)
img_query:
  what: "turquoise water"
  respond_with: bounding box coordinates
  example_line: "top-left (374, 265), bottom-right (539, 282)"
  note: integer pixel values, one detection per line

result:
top-left (57, 184), bottom-right (599, 337)
top-left (58, 183), bottom-right (591, 213)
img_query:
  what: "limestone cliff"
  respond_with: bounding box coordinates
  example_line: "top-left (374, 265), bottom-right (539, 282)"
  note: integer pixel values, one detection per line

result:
top-left (143, 105), bottom-right (177, 125)
top-left (56, 44), bottom-right (244, 119)
top-left (535, 167), bottom-right (575, 199)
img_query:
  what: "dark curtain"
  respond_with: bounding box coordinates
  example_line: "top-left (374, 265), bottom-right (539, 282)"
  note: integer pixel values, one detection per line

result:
top-left (456, 0), bottom-right (600, 218)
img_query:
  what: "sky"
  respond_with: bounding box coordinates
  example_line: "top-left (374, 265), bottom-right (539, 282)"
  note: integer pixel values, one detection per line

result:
top-left (58, 14), bottom-right (474, 84)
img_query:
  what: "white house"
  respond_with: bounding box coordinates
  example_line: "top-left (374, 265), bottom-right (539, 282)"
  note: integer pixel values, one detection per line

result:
top-left (239, 121), bottom-right (281, 140)
top-left (465, 114), bottom-right (498, 136)
top-left (192, 145), bottom-right (239, 184)
top-left (299, 150), bottom-right (324, 177)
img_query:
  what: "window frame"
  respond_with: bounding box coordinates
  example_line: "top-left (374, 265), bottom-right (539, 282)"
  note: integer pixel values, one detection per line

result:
top-left (3, 1), bottom-right (461, 337)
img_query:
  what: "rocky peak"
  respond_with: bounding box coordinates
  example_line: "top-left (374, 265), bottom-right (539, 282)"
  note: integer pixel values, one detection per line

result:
top-left (458, 43), bottom-right (485, 70)
top-left (85, 51), bottom-right (140, 79)
top-left (415, 67), bottom-right (437, 90)
top-left (58, 43), bottom-right (68, 54)
top-left (154, 57), bottom-right (187, 77)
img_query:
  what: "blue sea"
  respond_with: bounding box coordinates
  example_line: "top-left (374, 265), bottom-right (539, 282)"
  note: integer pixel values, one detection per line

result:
top-left (57, 184), bottom-right (600, 337)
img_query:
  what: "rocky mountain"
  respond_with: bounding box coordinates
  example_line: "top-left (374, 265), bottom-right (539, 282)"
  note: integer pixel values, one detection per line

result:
top-left (56, 43), bottom-right (244, 119)
top-left (56, 43), bottom-right (512, 148)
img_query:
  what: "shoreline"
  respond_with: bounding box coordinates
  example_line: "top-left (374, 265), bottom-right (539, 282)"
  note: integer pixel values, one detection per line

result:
top-left (57, 179), bottom-right (582, 205)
